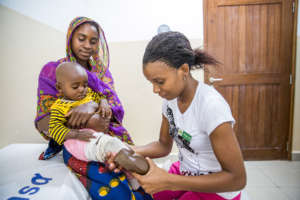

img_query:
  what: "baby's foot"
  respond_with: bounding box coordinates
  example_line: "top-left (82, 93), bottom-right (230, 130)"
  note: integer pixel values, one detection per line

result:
top-left (114, 148), bottom-right (149, 175)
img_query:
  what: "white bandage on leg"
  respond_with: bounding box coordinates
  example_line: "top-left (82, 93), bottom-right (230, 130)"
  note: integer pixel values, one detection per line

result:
top-left (84, 132), bottom-right (129, 163)
top-left (84, 132), bottom-right (104, 161)
top-left (95, 134), bottom-right (128, 162)
top-left (84, 132), bottom-right (139, 190)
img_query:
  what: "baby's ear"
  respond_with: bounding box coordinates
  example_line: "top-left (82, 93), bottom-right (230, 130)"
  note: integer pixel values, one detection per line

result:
top-left (56, 82), bottom-right (62, 95)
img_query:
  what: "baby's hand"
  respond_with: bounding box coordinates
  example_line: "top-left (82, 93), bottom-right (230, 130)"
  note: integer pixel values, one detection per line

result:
top-left (98, 99), bottom-right (112, 119)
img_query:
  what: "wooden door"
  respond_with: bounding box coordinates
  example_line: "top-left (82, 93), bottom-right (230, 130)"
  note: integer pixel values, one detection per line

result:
top-left (204, 0), bottom-right (295, 160)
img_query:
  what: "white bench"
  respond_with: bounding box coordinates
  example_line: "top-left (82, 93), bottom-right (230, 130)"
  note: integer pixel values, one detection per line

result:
top-left (0, 144), bottom-right (90, 200)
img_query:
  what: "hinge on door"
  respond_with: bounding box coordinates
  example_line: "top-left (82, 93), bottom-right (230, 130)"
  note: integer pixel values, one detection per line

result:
top-left (290, 74), bottom-right (293, 85)
top-left (287, 142), bottom-right (289, 152)
top-left (292, 1), bottom-right (295, 13)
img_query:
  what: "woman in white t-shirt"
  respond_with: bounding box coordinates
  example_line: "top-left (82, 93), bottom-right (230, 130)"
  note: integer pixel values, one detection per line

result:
top-left (108, 31), bottom-right (246, 200)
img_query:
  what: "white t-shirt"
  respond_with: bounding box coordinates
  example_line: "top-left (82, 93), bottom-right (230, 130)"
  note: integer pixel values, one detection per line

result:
top-left (162, 82), bottom-right (240, 199)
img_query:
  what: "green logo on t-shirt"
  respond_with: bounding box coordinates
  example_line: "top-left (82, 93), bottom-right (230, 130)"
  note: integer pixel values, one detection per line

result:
top-left (178, 129), bottom-right (192, 143)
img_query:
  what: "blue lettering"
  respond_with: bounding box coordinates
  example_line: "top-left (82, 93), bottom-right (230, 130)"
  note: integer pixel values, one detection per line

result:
top-left (31, 173), bottom-right (52, 185)
top-left (19, 186), bottom-right (39, 195)
top-left (8, 173), bottom-right (53, 199)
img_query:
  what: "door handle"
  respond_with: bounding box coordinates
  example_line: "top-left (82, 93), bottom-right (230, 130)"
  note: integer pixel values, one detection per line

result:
top-left (209, 77), bottom-right (223, 83)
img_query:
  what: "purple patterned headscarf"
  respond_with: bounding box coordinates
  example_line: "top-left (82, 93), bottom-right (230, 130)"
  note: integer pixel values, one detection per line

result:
top-left (35, 17), bottom-right (133, 144)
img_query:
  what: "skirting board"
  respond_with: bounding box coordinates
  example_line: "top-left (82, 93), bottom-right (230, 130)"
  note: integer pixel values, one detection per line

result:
top-left (292, 151), bottom-right (300, 161)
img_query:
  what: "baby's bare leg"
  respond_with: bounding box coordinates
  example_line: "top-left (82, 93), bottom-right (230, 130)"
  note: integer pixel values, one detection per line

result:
top-left (86, 114), bottom-right (110, 133)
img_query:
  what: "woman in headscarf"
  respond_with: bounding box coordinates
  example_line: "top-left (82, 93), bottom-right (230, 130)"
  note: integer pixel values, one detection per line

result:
top-left (35, 17), bottom-right (152, 200)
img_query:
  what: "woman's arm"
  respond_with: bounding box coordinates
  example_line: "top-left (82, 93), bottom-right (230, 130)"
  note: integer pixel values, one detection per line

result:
top-left (133, 122), bottom-right (246, 194)
top-left (35, 62), bottom-right (59, 138)
top-left (49, 108), bottom-right (96, 144)
top-left (66, 101), bottom-right (98, 129)
top-left (133, 115), bottom-right (173, 159)
top-left (36, 115), bottom-right (50, 136)
top-left (168, 122), bottom-right (246, 192)
top-left (64, 129), bottom-right (95, 141)
top-left (37, 101), bottom-right (110, 136)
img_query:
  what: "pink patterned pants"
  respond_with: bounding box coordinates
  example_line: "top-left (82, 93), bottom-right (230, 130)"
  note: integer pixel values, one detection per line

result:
top-left (153, 161), bottom-right (241, 200)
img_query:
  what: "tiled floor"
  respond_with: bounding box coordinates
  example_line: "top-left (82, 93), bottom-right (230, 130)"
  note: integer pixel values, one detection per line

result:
top-left (154, 157), bottom-right (300, 200)
top-left (244, 161), bottom-right (300, 200)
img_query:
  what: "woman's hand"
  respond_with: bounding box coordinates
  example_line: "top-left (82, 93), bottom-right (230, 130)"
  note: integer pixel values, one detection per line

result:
top-left (98, 99), bottom-right (112, 119)
top-left (132, 158), bottom-right (170, 194)
top-left (105, 152), bottom-right (123, 173)
top-left (66, 101), bottom-right (98, 129)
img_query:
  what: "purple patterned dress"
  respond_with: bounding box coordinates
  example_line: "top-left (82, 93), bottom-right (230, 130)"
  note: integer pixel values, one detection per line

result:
top-left (35, 17), bottom-right (151, 200)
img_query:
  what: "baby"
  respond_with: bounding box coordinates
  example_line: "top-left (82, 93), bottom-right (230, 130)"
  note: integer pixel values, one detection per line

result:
top-left (47, 62), bottom-right (149, 189)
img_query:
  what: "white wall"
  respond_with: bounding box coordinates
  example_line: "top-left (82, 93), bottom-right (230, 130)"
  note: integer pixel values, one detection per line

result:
top-left (0, 0), bottom-right (203, 42)
top-left (0, 5), bottom-right (65, 146)
top-left (0, 0), bottom-right (299, 154)
top-left (0, 4), bottom-right (203, 151)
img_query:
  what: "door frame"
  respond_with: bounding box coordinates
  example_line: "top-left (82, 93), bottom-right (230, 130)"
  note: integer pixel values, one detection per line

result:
top-left (289, 0), bottom-right (298, 160)
top-left (203, 0), bottom-right (298, 160)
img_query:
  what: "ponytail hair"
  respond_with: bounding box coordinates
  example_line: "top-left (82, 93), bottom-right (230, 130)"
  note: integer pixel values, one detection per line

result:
top-left (143, 31), bottom-right (219, 70)
top-left (192, 48), bottom-right (219, 70)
